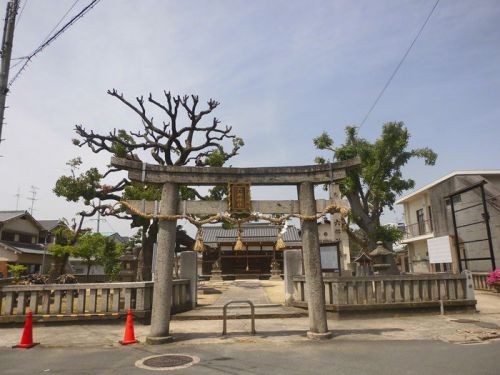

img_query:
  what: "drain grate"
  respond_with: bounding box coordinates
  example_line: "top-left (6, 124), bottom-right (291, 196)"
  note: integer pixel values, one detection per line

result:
top-left (136, 354), bottom-right (199, 371)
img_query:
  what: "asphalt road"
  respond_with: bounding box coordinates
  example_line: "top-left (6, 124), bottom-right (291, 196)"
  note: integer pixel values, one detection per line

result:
top-left (1, 339), bottom-right (499, 374)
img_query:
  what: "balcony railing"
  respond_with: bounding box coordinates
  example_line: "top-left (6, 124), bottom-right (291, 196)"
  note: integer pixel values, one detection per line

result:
top-left (403, 219), bottom-right (433, 240)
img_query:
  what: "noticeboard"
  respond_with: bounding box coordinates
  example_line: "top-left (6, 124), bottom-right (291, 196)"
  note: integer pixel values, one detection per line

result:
top-left (427, 236), bottom-right (453, 264)
top-left (320, 242), bottom-right (340, 271)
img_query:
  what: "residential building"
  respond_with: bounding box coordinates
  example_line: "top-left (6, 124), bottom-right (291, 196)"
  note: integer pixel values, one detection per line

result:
top-left (38, 219), bottom-right (67, 245)
top-left (0, 211), bottom-right (49, 275)
top-left (396, 171), bottom-right (500, 273)
top-left (101, 232), bottom-right (129, 244)
top-left (0, 212), bottom-right (71, 277)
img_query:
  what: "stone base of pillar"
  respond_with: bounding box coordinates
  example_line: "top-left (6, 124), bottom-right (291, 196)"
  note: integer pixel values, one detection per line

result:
top-left (146, 335), bottom-right (174, 345)
top-left (270, 270), bottom-right (282, 280)
top-left (306, 331), bottom-right (332, 340)
top-left (210, 270), bottom-right (222, 281)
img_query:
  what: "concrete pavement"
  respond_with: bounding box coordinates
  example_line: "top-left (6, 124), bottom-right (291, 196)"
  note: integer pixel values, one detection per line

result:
top-left (1, 340), bottom-right (499, 374)
top-left (1, 281), bottom-right (500, 375)
top-left (1, 290), bottom-right (500, 348)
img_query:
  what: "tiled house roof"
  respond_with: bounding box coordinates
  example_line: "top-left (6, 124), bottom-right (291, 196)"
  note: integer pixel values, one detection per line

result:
top-left (38, 220), bottom-right (64, 231)
top-left (203, 223), bottom-right (301, 246)
top-left (0, 211), bottom-right (26, 222)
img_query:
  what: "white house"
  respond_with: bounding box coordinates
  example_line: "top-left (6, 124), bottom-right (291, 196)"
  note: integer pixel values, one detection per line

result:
top-left (396, 171), bottom-right (500, 273)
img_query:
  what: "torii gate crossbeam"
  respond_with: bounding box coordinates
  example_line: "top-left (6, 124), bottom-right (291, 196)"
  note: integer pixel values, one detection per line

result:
top-left (111, 156), bottom-right (360, 343)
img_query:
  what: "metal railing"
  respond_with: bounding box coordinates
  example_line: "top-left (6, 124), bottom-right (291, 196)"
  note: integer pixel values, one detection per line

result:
top-left (222, 300), bottom-right (256, 336)
top-left (403, 219), bottom-right (433, 239)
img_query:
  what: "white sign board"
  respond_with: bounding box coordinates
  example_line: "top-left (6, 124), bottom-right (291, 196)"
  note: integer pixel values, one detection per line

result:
top-left (320, 244), bottom-right (339, 270)
top-left (427, 236), bottom-right (453, 264)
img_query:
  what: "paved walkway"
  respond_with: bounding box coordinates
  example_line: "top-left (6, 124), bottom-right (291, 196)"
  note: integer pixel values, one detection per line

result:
top-left (175, 280), bottom-right (307, 319)
top-left (212, 280), bottom-right (271, 306)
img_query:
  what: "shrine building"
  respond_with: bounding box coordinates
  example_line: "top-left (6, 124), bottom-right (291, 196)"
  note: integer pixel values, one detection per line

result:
top-left (201, 223), bottom-right (301, 279)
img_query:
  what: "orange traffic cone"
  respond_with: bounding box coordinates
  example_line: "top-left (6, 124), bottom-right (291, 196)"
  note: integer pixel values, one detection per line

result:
top-left (120, 309), bottom-right (138, 345)
top-left (13, 311), bottom-right (38, 349)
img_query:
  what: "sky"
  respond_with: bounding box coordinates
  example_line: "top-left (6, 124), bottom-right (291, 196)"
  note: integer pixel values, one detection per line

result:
top-left (0, 0), bottom-right (499, 237)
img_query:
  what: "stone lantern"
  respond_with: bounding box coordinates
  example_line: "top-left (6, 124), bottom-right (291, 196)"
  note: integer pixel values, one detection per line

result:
top-left (368, 241), bottom-right (400, 275)
top-left (118, 249), bottom-right (138, 282)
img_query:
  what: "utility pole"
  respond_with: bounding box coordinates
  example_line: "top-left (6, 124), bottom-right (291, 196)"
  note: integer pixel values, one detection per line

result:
top-left (14, 187), bottom-right (21, 209)
top-left (91, 199), bottom-right (105, 233)
top-left (0, 0), bottom-right (19, 148)
top-left (27, 185), bottom-right (38, 215)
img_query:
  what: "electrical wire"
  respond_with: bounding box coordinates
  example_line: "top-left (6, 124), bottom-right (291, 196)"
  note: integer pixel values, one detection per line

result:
top-left (39, 0), bottom-right (80, 46)
top-left (359, 0), bottom-right (440, 128)
top-left (8, 0), bottom-right (101, 88)
top-left (11, 0), bottom-right (79, 62)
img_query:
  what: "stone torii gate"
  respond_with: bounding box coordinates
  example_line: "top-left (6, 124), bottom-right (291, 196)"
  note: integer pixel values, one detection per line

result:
top-left (111, 156), bottom-right (360, 343)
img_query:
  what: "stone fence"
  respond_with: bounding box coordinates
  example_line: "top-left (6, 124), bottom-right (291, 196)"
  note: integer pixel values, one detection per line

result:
top-left (284, 249), bottom-right (476, 314)
top-left (0, 280), bottom-right (192, 323)
top-left (290, 273), bottom-right (475, 313)
top-left (471, 272), bottom-right (495, 292)
top-left (0, 251), bottom-right (198, 323)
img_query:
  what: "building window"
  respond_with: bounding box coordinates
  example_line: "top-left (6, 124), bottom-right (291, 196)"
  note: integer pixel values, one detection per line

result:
top-left (416, 209), bottom-right (425, 235)
top-left (18, 234), bottom-right (34, 244)
top-left (435, 263), bottom-right (452, 272)
top-left (428, 206), bottom-right (433, 231)
top-left (445, 195), bottom-right (462, 206)
top-left (1, 231), bottom-right (15, 241)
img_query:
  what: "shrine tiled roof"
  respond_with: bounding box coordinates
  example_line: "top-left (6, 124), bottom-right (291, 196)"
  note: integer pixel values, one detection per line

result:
top-left (202, 223), bottom-right (301, 246)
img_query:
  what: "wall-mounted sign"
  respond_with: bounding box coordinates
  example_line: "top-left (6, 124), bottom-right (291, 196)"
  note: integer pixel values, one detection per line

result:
top-left (427, 236), bottom-right (453, 264)
top-left (228, 183), bottom-right (251, 214)
top-left (320, 242), bottom-right (340, 271)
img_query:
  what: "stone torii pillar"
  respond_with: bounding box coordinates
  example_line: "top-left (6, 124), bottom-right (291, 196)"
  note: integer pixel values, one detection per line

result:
top-left (111, 156), bottom-right (360, 342)
top-left (299, 181), bottom-right (330, 339)
top-left (146, 182), bottom-right (178, 344)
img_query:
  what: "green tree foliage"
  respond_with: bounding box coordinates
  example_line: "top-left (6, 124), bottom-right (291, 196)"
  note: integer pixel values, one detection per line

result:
top-left (100, 239), bottom-right (124, 281)
top-left (54, 90), bottom-right (244, 281)
top-left (73, 233), bottom-right (125, 281)
top-left (48, 222), bottom-right (87, 281)
top-left (314, 122), bottom-right (437, 250)
top-left (73, 233), bottom-right (106, 281)
top-left (7, 264), bottom-right (27, 284)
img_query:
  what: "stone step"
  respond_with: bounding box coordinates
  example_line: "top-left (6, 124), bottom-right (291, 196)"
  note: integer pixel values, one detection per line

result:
top-left (172, 305), bottom-right (308, 321)
top-left (201, 303), bottom-right (281, 310)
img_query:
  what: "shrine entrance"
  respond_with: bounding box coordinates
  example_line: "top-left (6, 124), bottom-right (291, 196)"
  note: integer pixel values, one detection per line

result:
top-left (199, 223), bottom-right (302, 279)
top-left (112, 155), bottom-right (360, 343)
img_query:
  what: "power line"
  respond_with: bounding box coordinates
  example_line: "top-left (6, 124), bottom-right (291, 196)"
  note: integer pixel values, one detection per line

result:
top-left (8, 0), bottom-right (100, 88)
top-left (40, 0), bottom-right (80, 46)
top-left (359, 0), bottom-right (440, 128)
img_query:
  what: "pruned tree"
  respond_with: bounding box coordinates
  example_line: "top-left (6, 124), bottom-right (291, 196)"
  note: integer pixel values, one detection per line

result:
top-left (47, 218), bottom-right (89, 278)
top-left (73, 233), bottom-right (106, 282)
top-left (54, 89), bottom-right (244, 280)
top-left (314, 122), bottom-right (437, 251)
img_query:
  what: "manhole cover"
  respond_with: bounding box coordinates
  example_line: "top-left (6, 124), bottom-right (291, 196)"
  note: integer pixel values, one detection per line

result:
top-left (136, 354), bottom-right (200, 371)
